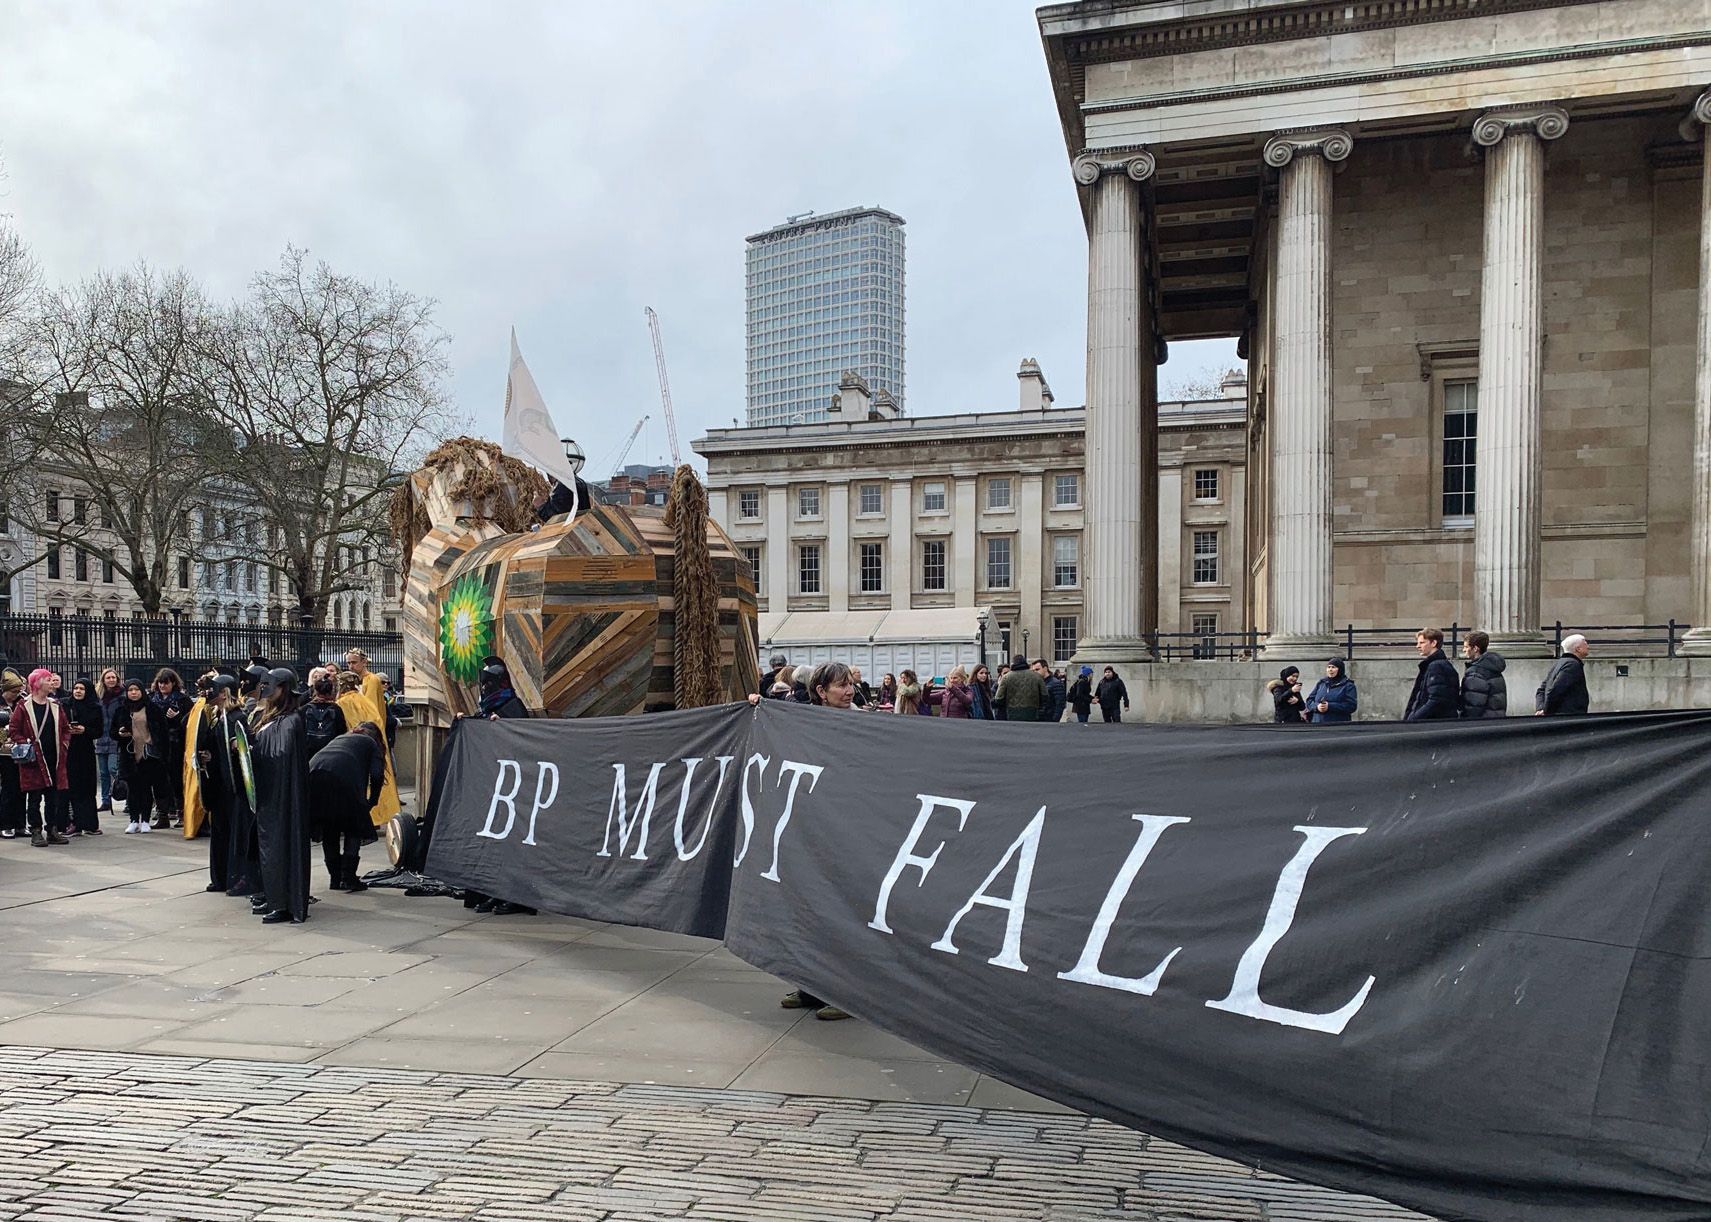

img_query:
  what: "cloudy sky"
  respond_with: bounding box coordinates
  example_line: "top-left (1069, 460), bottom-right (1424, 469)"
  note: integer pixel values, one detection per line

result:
top-left (2, 0), bottom-right (1236, 474)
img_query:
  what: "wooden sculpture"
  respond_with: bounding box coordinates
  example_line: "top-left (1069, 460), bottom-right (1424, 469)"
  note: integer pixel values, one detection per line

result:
top-left (391, 437), bottom-right (759, 724)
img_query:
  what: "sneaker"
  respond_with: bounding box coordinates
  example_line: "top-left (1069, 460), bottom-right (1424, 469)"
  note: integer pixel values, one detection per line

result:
top-left (46, 832), bottom-right (70, 846)
top-left (137, 822), bottom-right (151, 834)
top-left (780, 990), bottom-right (815, 1010)
top-left (65, 829), bottom-right (82, 838)
top-left (0, 829), bottom-right (15, 839)
top-left (124, 822), bottom-right (139, 834)
top-left (813, 1006), bottom-right (850, 1022)
top-left (85, 828), bottom-right (103, 836)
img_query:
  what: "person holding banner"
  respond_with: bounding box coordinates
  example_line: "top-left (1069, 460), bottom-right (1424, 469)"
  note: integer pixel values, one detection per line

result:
top-left (461, 656), bottom-right (535, 916)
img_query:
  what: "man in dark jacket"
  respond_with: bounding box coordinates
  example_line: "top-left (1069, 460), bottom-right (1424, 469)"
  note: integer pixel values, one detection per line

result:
top-left (1068, 667), bottom-right (1095, 724)
top-left (995, 654), bottom-right (1047, 722)
top-left (758, 653), bottom-right (789, 698)
top-left (1458, 631), bottom-right (1508, 718)
top-left (1035, 660), bottom-right (1066, 724)
top-left (1404, 628), bottom-right (1459, 720)
top-left (1535, 633), bottom-right (1591, 715)
top-left (468, 657), bottom-right (534, 915)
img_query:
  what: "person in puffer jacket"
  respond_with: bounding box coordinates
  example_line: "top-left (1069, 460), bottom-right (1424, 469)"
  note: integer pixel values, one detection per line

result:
top-left (1458, 631), bottom-right (1508, 719)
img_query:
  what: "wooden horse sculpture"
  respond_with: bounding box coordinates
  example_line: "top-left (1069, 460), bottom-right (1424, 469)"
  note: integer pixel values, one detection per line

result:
top-left (391, 437), bottom-right (759, 725)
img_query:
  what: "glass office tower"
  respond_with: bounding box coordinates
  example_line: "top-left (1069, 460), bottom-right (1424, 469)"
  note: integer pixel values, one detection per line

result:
top-left (744, 207), bottom-right (905, 427)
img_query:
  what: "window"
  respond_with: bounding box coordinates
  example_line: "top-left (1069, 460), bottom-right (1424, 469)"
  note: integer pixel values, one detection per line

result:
top-left (177, 557), bottom-right (190, 589)
top-left (987, 477), bottom-right (1012, 510)
top-left (1053, 474), bottom-right (1080, 508)
top-left (73, 496), bottom-right (88, 525)
top-left (382, 569), bottom-right (396, 599)
top-left (797, 486), bottom-right (821, 518)
top-left (1442, 379), bottom-right (1478, 523)
top-left (46, 547), bottom-right (60, 580)
top-left (986, 536), bottom-right (1012, 589)
top-left (859, 542), bottom-right (884, 593)
top-left (102, 610), bottom-right (117, 648)
top-left (859, 483), bottom-right (883, 515)
top-left (922, 539), bottom-right (946, 591)
top-left (102, 558), bottom-right (114, 584)
top-left (74, 549), bottom-right (88, 582)
top-left (1052, 616), bottom-right (1078, 664)
top-left (46, 490), bottom-right (60, 522)
top-left (224, 561), bottom-right (236, 592)
top-left (798, 545), bottom-right (821, 594)
top-left (1052, 536), bottom-right (1079, 588)
top-left (1191, 613), bottom-right (1220, 660)
top-left (738, 489), bottom-right (761, 519)
top-left (922, 481), bottom-right (946, 513)
top-left (740, 545), bottom-right (763, 595)
top-left (48, 607), bottom-right (61, 647)
top-left (270, 568), bottom-right (281, 596)
top-left (383, 616), bottom-right (397, 634)
top-left (245, 562), bottom-right (258, 592)
top-left (1193, 469), bottom-right (1220, 501)
top-left (1192, 530), bottom-right (1220, 585)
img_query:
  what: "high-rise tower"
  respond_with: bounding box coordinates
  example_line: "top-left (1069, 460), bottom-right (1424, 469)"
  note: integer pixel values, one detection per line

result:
top-left (744, 207), bottom-right (905, 427)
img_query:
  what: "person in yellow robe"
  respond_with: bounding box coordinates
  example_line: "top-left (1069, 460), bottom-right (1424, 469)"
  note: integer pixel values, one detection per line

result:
top-left (180, 673), bottom-right (214, 839)
top-left (344, 649), bottom-right (386, 713)
top-left (334, 670), bottom-right (400, 824)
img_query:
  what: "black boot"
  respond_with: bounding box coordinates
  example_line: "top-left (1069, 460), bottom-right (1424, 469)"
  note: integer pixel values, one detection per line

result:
top-left (343, 848), bottom-right (367, 893)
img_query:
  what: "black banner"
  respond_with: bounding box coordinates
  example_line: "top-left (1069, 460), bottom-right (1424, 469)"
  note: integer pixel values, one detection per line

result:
top-left (426, 703), bottom-right (1711, 1222)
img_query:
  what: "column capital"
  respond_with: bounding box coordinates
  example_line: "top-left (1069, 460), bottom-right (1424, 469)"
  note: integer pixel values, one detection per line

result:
top-left (1073, 147), bottom-right (1155, 186)
top-left (1472, 105), bottom-right (1569, 148)
top-left (1263, 128), bottom-right (1353, 169)
top-left (1695, 89), bottom-right (1711, 127)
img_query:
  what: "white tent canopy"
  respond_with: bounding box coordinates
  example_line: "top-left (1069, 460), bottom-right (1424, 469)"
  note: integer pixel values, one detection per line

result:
top-left (758, 607), bottom-right (994, 680)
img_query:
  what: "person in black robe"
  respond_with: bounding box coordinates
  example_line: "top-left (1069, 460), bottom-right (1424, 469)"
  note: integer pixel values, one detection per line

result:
top-left (195, 675), bottom-right (242, 893)
top-left (250, 668), bottom-right (311, 924)
top-left (62, 677), bottom-right (104, 835)
top-left (460, 656), bottom-right (535, 916)
top-left (309, 722), bottom-right (384, 893)
top-left (302, 671), bottom-right (348, 759)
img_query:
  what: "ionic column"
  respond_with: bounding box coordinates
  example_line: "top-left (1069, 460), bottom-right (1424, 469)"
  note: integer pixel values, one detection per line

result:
top-left (1681, 90), bottom-right (1711, 656)
top-left (1471, 106), bottom-right (1567, 656)
top-left (1072, 148), bottom-right (1157, 667)
top-left (1262, 129), bottom-right (1351, 660)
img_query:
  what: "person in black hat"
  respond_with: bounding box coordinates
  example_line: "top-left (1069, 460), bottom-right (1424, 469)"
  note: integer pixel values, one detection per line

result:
top-left (250, 667), bottom-right (311, 924)
top-left (239, 659), bottom-right (271, 720)
top-left (195, 675), bottom-right (241, 893)
top-left (463, 655), bottom-right (534, 916)
top-left (477, 656), bottom-right (529, 721)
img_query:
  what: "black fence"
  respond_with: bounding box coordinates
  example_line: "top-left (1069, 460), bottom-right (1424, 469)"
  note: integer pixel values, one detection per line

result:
top-left (1151, 620), bottom-right (1697, 662)
top-left (0, 613), bottom-right (403, 685)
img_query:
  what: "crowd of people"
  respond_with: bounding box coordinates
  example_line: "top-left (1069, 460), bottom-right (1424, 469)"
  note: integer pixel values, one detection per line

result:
top-left (1267, 628), bottom-right (1594, 723)
top-left (0, 648), bottom-right (403, 927)
top-left (756, 653), bottom-right (1133, 724)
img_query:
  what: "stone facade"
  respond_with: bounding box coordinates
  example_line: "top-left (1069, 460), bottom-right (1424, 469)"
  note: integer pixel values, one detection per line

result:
top-left (693, 363), bottom-right (1247, 664)
top-left (1039, 0), bottom-right (1711, 668)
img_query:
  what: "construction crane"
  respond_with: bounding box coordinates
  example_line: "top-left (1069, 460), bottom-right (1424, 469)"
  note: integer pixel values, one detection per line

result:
top-left (643, 306), bottom-right (682, 464)
top-left (609, 413), bottom-right (650, 476)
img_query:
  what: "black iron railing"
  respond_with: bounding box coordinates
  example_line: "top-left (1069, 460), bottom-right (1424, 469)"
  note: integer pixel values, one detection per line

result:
top-left (1149, 621), bottom-right (1696, 662)
top-left (0, 613), bottom-right (403, 684)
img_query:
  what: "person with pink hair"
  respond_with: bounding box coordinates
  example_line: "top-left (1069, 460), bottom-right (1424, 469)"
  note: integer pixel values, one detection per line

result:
top-left (7, 669), bottom-right (73, 846)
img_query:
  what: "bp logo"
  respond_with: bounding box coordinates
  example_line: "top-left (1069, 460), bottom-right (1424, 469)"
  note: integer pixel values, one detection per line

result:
top-left (438, 572), bottom-right (495, 685)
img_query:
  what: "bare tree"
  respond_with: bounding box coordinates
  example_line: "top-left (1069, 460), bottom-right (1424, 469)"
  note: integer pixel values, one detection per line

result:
top-left (13, 265), bottom-right (224, 614)
top-left (0, 218), bottom-right (50, 597)
top-left (1161, 368), bottom-right (1241, 402)
top-left (202, 248), bottom-right (456, 625)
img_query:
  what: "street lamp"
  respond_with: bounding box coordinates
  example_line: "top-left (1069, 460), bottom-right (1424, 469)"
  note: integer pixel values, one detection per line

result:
top-left (1022, 626), bottom-right (1030, 659)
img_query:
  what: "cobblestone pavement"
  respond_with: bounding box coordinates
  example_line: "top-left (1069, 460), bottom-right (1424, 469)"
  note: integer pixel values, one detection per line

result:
top-left (0, 1046), bottom-right (1430, 1222)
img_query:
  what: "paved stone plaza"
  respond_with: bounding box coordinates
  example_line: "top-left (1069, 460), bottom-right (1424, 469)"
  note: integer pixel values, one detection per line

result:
top-left (0, 830), bottom-right (1431, 1221)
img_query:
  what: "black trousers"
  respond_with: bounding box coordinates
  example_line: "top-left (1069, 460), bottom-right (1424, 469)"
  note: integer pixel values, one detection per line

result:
top-left (321, 831), bottom-right (363, 884)
top-left (125, 758), bottom-right (167, 820)
top-left (26, 789), bottom-right (68, 833)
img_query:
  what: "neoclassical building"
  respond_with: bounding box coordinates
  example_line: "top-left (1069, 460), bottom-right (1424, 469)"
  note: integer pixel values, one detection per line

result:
top-left (695, 362), bottom-right (1248, 668)
top-left (1039, 0), bottom-right (1711, 677)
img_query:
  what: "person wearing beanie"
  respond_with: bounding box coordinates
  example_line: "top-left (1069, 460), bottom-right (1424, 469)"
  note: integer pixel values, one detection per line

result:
top-left (1307, 658), bottom-right (1359, 724)
top-left (994, 653), bottom-right (1047, 722)
top-left (1068, 666), bottom-right (1095, 724)
top-left (9, 668), bottom-right (73, 846)
top-left (1268, 666), bottom-right (1308, 723)
top-left (0, 669), bottom-right (27, 839)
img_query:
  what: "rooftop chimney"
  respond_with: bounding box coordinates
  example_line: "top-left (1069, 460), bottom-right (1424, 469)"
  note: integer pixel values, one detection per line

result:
top-left (1220, 368), bottom-right (1248, 400)
top-left (1017, 358), bottom-right (1053, 412)
top-left (828, 370), bottom-right (872, 421)
top-left (870, 388), bottom-right (901, 420)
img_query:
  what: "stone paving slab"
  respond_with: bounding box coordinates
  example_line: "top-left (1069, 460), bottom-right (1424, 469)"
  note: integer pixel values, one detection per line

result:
top-left (0, 818), bottom-right (1439, 1219)
top-left (0, 1047), bottom-right (1432, 1221)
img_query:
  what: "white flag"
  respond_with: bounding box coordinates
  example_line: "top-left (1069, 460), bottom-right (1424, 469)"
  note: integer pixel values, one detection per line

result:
top-left (502, 330), bottom-right (580, 494)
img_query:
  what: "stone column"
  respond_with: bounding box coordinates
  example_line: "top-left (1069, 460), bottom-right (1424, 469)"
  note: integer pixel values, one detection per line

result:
top-left (1072, 148), bottom-right (1157, 667)
top-left (1682, 91), bottom-right (1711, 656)
top-left (1471, 105), bottom-right (1567, 657)
top-left (1261, 129), bottom-right (1351, 660)
top-left (826, 478), bottom-right (849, 612)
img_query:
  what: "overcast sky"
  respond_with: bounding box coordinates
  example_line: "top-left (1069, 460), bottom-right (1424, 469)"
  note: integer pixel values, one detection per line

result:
top-left (2, 0), bottom-right (1237, 475)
